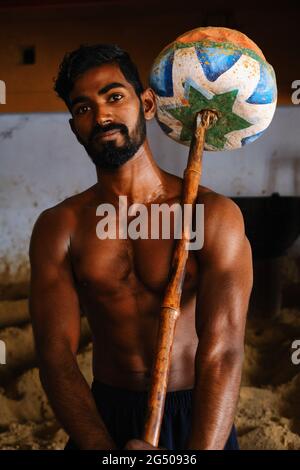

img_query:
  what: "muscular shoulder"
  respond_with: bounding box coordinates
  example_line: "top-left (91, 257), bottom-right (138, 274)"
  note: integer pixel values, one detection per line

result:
top-left (29, 185), bottom-right (97, 259)
top-left (197, 189), bottom-right (245, 232)
top-left (31, 200), bottom-right (75, 242)
top-left (29, 207), bottom-right (74, 267)
top-left (196, 190), bottom-right (249, 266)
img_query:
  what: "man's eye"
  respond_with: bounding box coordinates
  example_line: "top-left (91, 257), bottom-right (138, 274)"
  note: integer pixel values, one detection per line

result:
top-left (108, 93), bottom-right (123, 102)
top-left (75, 105), bottom-right (90, 115)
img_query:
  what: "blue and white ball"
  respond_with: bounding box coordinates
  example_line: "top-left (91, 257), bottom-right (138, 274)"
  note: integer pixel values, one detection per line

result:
top-left (150, 27), bottom-right (277, 151)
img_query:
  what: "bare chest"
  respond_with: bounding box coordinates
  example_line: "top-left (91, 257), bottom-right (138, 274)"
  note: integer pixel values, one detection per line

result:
top-left (70, 214), bottom-right (199, 299)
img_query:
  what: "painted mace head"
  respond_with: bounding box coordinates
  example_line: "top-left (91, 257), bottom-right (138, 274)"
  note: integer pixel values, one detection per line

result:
top-left (149, 27), bottom-right (277, 151)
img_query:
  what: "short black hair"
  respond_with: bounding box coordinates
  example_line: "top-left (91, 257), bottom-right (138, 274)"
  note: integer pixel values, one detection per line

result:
top-left (54, 44), bottom-right (144, 108)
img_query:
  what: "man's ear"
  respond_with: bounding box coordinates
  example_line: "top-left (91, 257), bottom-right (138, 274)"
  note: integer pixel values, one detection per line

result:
top-left (69, 118), bottom-right (84, 145)
top-left (141, 88), bottom-right (156, 120)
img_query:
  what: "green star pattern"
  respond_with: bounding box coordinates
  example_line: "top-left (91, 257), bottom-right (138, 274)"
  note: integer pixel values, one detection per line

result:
top-left (167, 84), bottom-right (252, 149)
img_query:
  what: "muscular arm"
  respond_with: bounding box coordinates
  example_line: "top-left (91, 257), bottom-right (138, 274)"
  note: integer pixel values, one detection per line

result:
top-left (29, 208), bottom-right (116, 450)
top-left (186, 195), bottom-right (253, 450)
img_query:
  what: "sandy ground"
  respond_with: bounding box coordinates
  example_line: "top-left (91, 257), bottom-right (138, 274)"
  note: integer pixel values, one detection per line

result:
top-left (0, 256), bottom-right (300, 450)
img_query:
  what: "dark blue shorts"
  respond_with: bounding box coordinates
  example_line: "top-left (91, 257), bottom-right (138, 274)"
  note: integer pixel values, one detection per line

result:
top-left (65, 380), bottom-right (239, 450)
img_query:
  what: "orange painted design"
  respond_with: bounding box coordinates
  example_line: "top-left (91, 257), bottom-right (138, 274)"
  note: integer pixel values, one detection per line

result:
top-left (176, 27), bottom-right (265, 60)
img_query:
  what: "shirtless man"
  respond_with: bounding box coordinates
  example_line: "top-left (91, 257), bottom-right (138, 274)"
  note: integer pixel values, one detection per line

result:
top-left (29, 44), bottom-right (253, 451)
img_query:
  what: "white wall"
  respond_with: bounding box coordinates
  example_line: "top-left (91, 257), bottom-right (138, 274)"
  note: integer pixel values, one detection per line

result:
top-left (0, 106), bottom-right (300, 288)
top-left (148, 106), bottom-right (300, 197)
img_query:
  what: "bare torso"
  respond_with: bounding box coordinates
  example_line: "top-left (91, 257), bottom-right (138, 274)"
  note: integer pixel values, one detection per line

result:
top-left (66, 171), bottom-right (211, 391)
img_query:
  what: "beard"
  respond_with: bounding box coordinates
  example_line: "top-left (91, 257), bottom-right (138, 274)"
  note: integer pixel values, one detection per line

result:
top-left (84, 102), bottom-right (146, 170)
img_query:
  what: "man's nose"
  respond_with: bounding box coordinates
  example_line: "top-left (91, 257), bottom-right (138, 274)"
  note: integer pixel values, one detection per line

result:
top-left (94, 104), bottom-right (113, 127)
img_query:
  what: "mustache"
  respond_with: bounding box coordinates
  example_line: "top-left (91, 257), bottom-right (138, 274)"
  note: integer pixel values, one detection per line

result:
top-left (89, 123), bottom-right (128, 143)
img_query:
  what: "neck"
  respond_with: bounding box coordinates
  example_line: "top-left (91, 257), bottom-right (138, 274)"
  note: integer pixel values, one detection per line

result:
top-left (95, 140), bottom-right (167, 204)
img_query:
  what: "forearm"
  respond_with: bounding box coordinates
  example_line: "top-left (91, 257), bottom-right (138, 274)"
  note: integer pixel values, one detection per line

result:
top-left (39, 351), bottom-right (117, 450)
top-left (186, 348), bottom-right (243, 450)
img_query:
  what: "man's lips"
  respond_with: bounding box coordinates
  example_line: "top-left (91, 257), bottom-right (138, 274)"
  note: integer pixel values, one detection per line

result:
top-left (93, 129), bottom-right (121, 141)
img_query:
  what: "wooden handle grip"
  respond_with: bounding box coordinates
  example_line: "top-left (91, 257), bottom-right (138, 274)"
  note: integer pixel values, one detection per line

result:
top-left (143, 306), bottom-right (180, 446)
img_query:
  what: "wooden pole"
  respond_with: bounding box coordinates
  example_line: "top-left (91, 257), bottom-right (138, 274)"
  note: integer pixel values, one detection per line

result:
top-left (143, 109), bottom-right (218, 447)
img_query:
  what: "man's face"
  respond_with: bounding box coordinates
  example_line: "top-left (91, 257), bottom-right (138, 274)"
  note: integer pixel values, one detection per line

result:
top-left (69, 63), bottom-right (146, 169)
